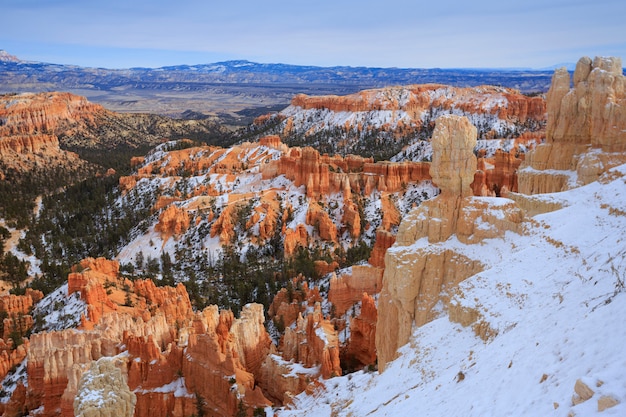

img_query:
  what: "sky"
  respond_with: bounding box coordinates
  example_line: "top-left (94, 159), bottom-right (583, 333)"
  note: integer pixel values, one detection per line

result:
top-left (1, 0), bottom-right (625, 69)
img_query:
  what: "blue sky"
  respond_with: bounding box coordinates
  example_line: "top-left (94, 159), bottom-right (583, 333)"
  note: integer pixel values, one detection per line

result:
top-left (1, 0), bottom-right (625, 69)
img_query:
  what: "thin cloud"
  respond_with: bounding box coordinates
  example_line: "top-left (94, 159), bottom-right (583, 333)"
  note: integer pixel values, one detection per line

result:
top-left (1, 0), bottom-right (625, 68)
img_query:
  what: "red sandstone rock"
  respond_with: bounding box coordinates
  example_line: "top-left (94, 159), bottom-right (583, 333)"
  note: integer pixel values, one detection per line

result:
top-left (306, 203), bottom-right (337, 243)
top-left (0, 92), bottom-right (103, 138)
top-left (328, 266), bottom-right (383, 317)
top-left (369, 229), bottom-right (396, 268)
top-left (155, 204), bottom-right (191, 241)
top-left (284, 225), bottom-right (309, 257)
top-left (260, 144), bottom-right (431, 199)
top-left (269, 278), bottom-right (323, 328)
top-left (346, 293), bottom-right (378, 367)
top-left (472, 149), bottom-right (523, 196)
top-left (290, 85), bottom-right (546, 126)
top-left (279, 303), bottom-right (342, 379)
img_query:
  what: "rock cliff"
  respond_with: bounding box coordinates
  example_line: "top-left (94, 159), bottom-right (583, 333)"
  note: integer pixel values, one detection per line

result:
top-left (518, 56), bottom-right (626, 194)
top-left (376, 115), bottom-right (524, 370)
top-left (0, 92), bottom-right (228, 151)
top-left (251, 84), bottom-right (546, 160)
top-left (261, 144), bottom-right (431, 199)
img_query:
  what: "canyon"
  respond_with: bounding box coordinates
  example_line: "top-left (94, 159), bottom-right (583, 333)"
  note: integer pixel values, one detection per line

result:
top-left (0, 91), bottom-right (230, 178)
top-left (0, 55), bottom-right (624, 416)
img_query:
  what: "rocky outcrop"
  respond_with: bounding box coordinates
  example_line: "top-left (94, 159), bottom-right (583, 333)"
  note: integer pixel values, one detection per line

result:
top-left (27, 328), bottom-right (120, 416)
top-left (230, 303), bottom-right (273, 378)
top-left (279, 303), bottom-right (341, 379)
top-left (284, 224), bottom-right (309, 257)
top-left (0, 93), bottom-right (103, 138)
top-left (73, 357), bottom-right (136, 417)
top-left (345, 293), bottom-right (377, 367)
top-left (289, 85), bottom-right (545, 124)
top-left (274, 85), bottom-right (546, 159)
top-left (0, 289), bottom-right (43, 341)
top-left (10, 255), bottom-right (276, 417)
top-left (0, 341), bottom-right (28, 389)
top-left (182, 305), bottom-right (271, 416)
top-left (0, 93), bottom-right (101, 177)
top-left (328, 266), bottom-right (383, 316)
top-left (518, 56), bottom-right (626, 194)
top-left (259, 354), bottom-right (320, 405)
top-left (368, 229), bottom-right (396, 268)
top-left (67, 258), bottom-right (121, 325)
top-left (0, 92), bottom-right (228, 150)
top-left (306, 203), bottom-right (337, 242)
top-left (268, 278), bottom-right (323, 328)
top-left (261, 144), bottom-right (431, 199)
top-left (155, 204), bottom-right (191, 241)
top-left (0, 134), bottom-right (59, 156)
top-left (472, 149), bottom-right (523, 196)
top-left (376, 115), bottom-right (524, 370)
top-left (121, 136), bottom-right (434, 264)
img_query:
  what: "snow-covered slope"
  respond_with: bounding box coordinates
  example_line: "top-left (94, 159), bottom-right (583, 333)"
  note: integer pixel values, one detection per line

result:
top-left (279, 164), bottom-right (626, 416)
top-left (248, 85), bottom-right (545, 161)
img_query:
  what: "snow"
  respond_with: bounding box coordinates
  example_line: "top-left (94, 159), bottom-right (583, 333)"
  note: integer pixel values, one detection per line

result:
top-left (0, 359), bottom-right (27, 403)
top-left (32, 283), bottom-right (87, 332)
top-left (134, 377), bottom-right (193, 398)
top-left (280, 164), bottom-right (626, 416)
top-left (269, 354), bottom-right (321, 379)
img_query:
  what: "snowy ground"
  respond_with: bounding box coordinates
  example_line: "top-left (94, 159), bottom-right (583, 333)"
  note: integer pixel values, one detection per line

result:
top-left (278, 164), bottom-right (626, 416)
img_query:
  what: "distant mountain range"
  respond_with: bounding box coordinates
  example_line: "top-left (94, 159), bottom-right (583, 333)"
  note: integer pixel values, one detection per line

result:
top-left (0, 50), bottom-right (558, 118)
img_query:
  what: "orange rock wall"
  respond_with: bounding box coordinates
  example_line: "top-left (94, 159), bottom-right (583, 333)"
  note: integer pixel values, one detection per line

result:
top-left (519, 56), bottom-right (626, 194)
top-left (279, 304), bottom-right (342, 379)
top-left (328, 266), bottom-right (383, 316)
top-left (472, 149), bottom-right (523, 196)
top-left (346, 293), bottom-right (378, 367)
top-left (290, 84), bottom-right (546, 125)
top-left (262, 145), bottom-right (431, 199)
top-left (0, 92), bottom-right (103, 137)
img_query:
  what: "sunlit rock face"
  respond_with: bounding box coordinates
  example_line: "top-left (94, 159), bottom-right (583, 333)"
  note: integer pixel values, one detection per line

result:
top-left (518, 56), bottom-right (626, 194)
top-left (376, 115), bottom-right (524, 370)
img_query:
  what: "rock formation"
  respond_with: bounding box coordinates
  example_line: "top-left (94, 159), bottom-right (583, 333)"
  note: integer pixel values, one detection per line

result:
top-left (155, 204), bottom-right (191, 242)
top-left (0, 91), bottom-right (228, 179)
top-left (260, 144), bottom-right (431, 199)
top-left (120, 136), bottom-right (436, 264)
top-left (287, 84), bottom-right (545, 131)
top-left (278, 303), bottom-right (342, 379)
top-left (472, 149), bottom-right (523, 196)
top-left (259, 354), bottom-right (321, 405)
top-left (3, 255), bottom-right (279, 417)
top-left (73, 357), bottom-right (136, 417)
top-left (182, 305), bottom-right (271, 416)
top-left (266, 84), bottom-right (547, 160)
top-left (376, 115), bottom-right (524, 370)
top-left (0, 289), bottom-right (43, 341)
top-left (518, 56), bottom-right (626, 194)
top-left (328, 266), bottom-right (382, 317)
top-left (368, 229), bottom-right (396, 268)
top-left (268, 278), bottom-right (323, 328)
top-left (345, 293), bottom-right (378, 367)
top-left (0, 93), bottom-right (103, 138)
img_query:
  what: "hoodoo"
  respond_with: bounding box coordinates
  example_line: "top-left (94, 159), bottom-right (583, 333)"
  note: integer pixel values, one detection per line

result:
top-left (376, 115), bottom-right (524, 369)
top-left (518, 56), bottom-right (626, 194)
